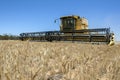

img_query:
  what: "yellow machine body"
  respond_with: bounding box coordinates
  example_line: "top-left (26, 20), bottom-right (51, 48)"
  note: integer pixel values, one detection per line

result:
top-left (20, 15), bottom-right (114, 45)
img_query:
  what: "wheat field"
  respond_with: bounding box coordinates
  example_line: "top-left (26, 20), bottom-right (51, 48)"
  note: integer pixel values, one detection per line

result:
top-left (0, 40), bottom-right (120, 80)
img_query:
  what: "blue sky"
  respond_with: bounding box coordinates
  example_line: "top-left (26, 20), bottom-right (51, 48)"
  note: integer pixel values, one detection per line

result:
top-left (0, 0), bottom-right (120, 41)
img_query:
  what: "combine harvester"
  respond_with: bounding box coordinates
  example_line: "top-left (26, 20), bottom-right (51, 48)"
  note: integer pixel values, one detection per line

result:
top-left (20, 15), bottom-right (114, 45)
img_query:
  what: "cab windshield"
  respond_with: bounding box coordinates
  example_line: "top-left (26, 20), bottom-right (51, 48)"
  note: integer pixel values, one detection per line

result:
top-left (62, 18), bottom-right (75, 28)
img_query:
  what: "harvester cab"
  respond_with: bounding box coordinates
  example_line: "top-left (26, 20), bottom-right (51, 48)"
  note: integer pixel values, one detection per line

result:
top-left (60, 15), bottom-right (88, 32)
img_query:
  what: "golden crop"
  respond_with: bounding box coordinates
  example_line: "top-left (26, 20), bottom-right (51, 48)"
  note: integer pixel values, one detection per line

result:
top-left (0, 40), bottom-right (120, 80)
